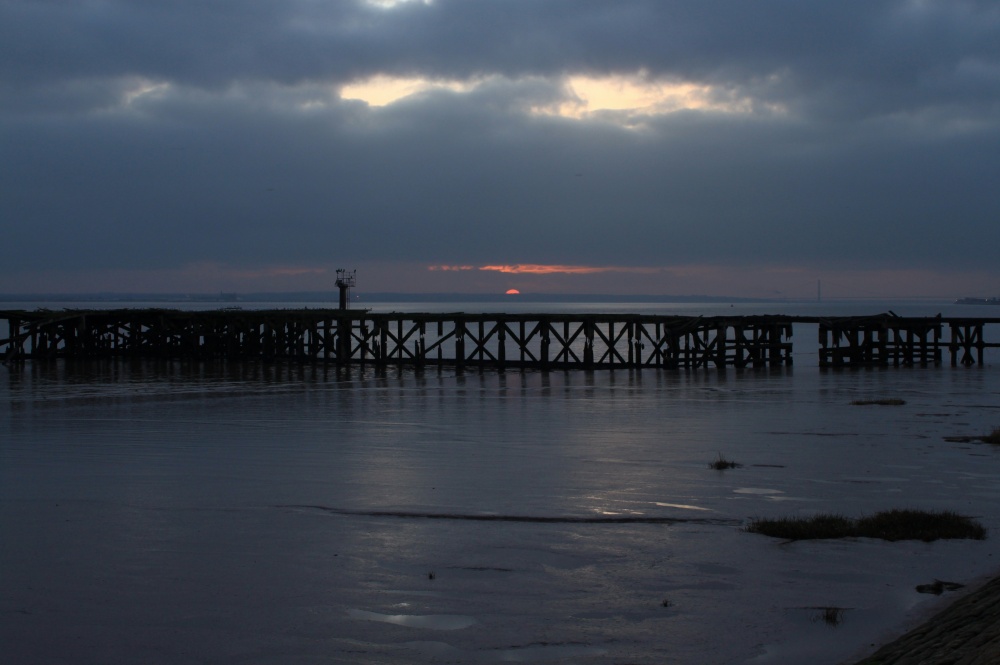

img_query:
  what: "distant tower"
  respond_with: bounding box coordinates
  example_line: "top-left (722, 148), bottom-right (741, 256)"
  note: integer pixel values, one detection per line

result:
top-left (336, 269), bottom-right (356, 310)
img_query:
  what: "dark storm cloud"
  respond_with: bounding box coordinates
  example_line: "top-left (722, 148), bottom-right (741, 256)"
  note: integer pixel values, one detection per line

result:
top-left (7, 1), bottom-right (997, 112)
top-left (2, 0), bottom-right (999, 287)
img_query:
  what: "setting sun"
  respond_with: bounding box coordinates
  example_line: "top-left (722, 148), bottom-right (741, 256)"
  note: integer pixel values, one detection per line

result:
top-left (505, 288), bottom-right (521, 295)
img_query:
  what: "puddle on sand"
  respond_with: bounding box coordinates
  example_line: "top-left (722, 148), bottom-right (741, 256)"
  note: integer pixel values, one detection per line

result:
top-left (401, 640), bottom-right (608, 662)
top-left (347, 609), bottom-right (476, 630)
top-left (653, 501), bottom-right (711, 511)
top-left (733, 487), bottom-right (805, 501)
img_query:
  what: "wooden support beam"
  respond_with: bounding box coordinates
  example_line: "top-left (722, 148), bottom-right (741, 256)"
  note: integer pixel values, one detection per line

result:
top-left (2, 310), bottom-right (998, 370)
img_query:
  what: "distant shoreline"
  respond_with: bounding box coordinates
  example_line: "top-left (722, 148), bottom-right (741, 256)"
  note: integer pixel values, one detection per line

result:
top-left (0, 291), bottom-right (954, 304)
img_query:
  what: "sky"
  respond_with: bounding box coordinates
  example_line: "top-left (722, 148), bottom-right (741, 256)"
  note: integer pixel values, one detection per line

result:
top-left (2, 0), bottom-right (999, 299)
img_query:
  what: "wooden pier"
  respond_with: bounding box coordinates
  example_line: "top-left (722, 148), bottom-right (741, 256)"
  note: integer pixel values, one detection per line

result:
top-left (1, 309), bottom-right (997, 369)
top-left (817, 315), bottom-right (1000, 367)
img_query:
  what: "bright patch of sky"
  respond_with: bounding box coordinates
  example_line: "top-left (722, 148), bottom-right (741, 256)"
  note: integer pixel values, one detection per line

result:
top-left (553, 74), bottom-right (766, 118)
top-left (340, 75), bottom-right (477, 106)
top-left (89, 77), bottom-right (174, 114)
top-left (364, 0), bottom-right (433, 8)
top-left (340, 72), bottom-right (772, 121)
top-left (121, 78), bottom-right (171, 107)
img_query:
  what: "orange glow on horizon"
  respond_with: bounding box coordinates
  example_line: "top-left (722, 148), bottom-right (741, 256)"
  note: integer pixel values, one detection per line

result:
top-left (481, 264), bottom-right (609, 275)
top-left (427, 264), bottom-right (662, 275)
top-left (505, 288), bottom-right (521, 295)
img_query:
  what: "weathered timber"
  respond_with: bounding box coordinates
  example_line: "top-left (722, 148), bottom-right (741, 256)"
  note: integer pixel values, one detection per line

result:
top-left (1, 310), bottom-right (998, 369)
top-left (0, 309), bottom-right (793, 369)
top-left (816, 315), bottom-right (1000, 367)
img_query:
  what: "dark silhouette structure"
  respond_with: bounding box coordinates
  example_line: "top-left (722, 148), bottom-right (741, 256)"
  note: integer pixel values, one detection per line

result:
top-left (335, 269), bottom-right (356, 310)
top-left (2, 311), bottom-right (998, 368)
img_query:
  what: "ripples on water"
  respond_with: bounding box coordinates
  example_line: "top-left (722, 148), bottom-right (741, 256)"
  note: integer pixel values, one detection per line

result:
top-left (3, 336), bottom-right (1000, 663)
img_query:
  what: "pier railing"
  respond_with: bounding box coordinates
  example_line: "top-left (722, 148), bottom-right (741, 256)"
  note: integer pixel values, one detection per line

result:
top-left (2, 310), bottom-right (998, 369)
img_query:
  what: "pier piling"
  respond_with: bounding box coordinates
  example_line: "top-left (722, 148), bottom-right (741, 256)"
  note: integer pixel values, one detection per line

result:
top-left (2, 310), bottom-right (998, 369)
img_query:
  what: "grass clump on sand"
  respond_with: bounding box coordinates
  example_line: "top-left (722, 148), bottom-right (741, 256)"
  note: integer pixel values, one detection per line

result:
top-left (746, 509), bottom-right (986, 542)
top-left (850, 398), bottom-right (906, 406)
top-left (709, 453), bottom-right (742, 470)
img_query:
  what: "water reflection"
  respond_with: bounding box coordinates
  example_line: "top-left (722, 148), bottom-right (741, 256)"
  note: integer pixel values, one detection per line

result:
top-left (348, 608), bottom-right (477, 630)
top-left (3, 358), bottom-right (1000, 663)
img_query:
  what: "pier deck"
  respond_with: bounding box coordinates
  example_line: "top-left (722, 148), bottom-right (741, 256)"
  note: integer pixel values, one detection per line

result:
top-left (2, 309), bottom-right (999, 369)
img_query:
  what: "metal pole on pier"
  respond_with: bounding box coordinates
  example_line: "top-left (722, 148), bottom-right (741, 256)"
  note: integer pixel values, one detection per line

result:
top-left (334, 269), bottom-right (357, 363)
top-left (335, 269), bottom-right (356, 310)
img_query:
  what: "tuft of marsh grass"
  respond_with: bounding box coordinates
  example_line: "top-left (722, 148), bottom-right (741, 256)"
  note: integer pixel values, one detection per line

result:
top-left (850, 398), bottom-right (906, 406)
top-left (944, 427), bottom-right (1000, 444)
top-left (709, 453), bottom-right (742, 470)
top-left (746, 514), bottom-right (855, 540)
top-left (746, 509), bottom-right (986, 542)
top-left (856, 509), bottom-right (987, 541)
top-left (981, 426), bottom-right (1000, 444)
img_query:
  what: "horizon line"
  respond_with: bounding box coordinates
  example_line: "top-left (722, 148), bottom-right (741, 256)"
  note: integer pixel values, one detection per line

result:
top-left (0, 291), bottom-right (961, 303)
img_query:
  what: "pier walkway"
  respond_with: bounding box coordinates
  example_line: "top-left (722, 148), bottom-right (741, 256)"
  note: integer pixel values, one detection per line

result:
top-left (2, 309), bottom-right (999, 369)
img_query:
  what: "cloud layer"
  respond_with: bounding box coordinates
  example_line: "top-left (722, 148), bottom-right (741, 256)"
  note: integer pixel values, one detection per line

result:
top-left (3, 0), bottom-right (999, 295)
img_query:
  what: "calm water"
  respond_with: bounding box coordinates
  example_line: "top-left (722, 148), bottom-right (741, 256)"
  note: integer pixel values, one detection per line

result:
top-left (3, 300), bottom-right (1000, 664)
